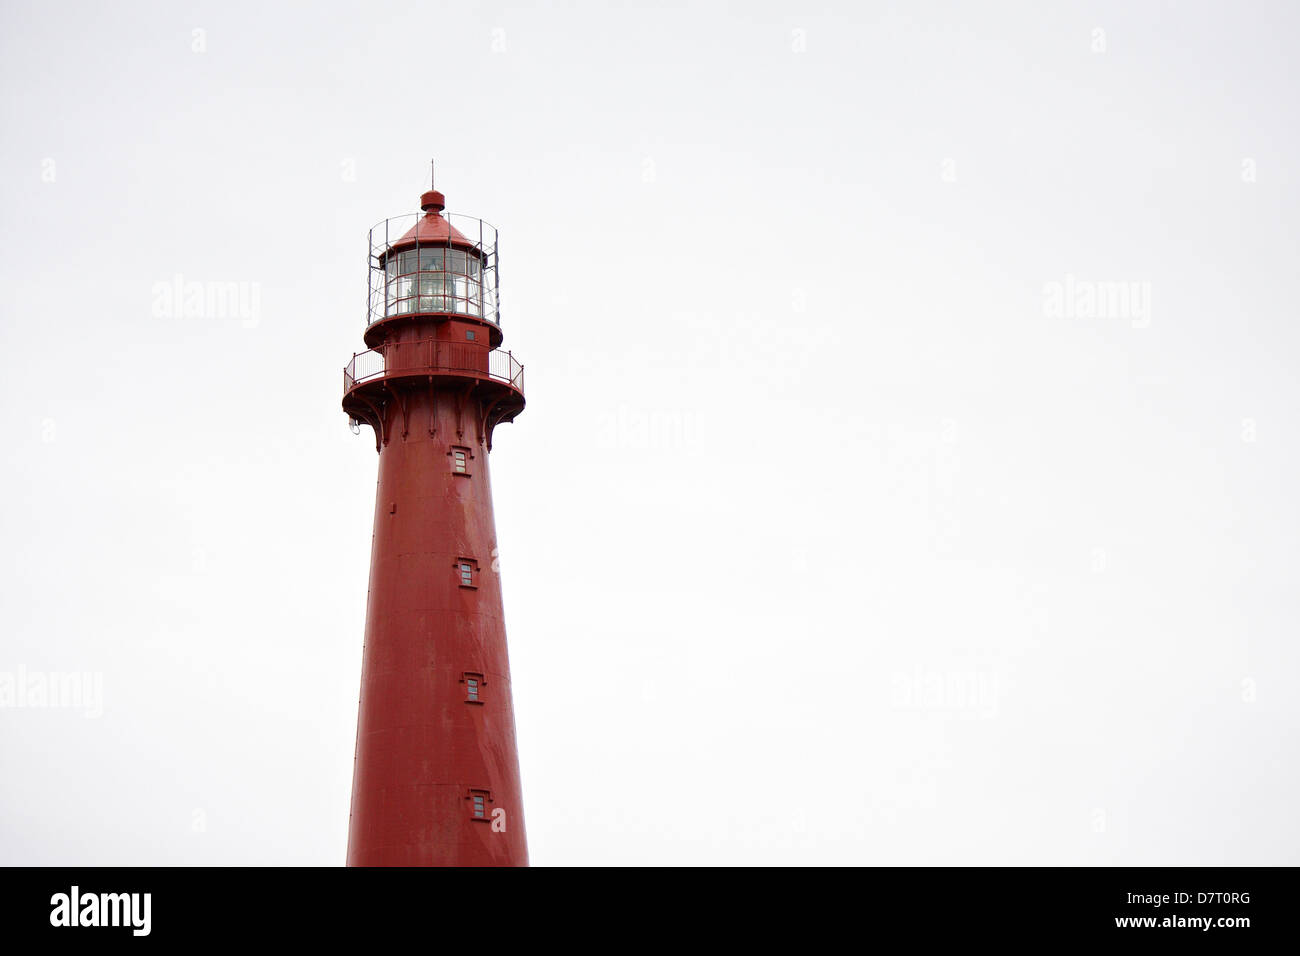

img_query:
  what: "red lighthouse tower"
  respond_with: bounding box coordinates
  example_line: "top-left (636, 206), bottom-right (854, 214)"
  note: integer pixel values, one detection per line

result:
top-left (341, 181), bottom-right (528, 866)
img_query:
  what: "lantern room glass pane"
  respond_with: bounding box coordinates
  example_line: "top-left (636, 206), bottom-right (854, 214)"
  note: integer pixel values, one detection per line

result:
top-left (381, 246), bottom-right (488, 317)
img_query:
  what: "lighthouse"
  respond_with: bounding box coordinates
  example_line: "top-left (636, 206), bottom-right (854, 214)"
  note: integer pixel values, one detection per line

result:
top-left (341, 180), bottom-right (528, 866)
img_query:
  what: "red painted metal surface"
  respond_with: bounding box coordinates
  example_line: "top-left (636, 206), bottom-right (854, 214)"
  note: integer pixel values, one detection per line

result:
top-left (342, 188), bottom-right (527, 867)
top-left (390, 205), bottom-right (478, 252)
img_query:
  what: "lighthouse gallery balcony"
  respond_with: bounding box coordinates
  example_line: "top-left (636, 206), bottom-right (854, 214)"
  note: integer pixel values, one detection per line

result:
top-left (343, 340), bottom-right (524, 397)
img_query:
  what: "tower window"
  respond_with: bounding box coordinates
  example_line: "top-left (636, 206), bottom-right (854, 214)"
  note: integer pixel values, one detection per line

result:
top-left (451, 446), bottom-right (471, 475)
top-left (468, 789), bottom-right (492, 821)
top-left (466, 330), bottom-right (475, 341)
top-left (456, 558), bottom-right (479, 588)
top-left (462, 672), bottom-right (485, 704)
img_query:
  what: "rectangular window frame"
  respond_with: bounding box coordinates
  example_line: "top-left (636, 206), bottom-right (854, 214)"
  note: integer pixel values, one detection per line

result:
top-left (461, 671), bottom-right (486, 705)
top-left (450, 445), bottom-right (473, 476)
top-left (467, 788), bottom-right (492, 822)
top-left (456, 557), bottom-right (479, 589)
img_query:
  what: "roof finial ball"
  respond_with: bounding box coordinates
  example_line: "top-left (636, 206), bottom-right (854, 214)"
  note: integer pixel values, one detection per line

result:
top-left (420, 189), bottom-right (446, 213)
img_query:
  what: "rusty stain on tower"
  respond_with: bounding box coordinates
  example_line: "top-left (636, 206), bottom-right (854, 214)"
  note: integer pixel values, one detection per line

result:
top-left (341, 178), bottom-right (528, 866)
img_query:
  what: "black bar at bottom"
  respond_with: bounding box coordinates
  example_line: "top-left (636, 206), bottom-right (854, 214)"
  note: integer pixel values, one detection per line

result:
top-left (1, 866), bottom-right (1289, 943)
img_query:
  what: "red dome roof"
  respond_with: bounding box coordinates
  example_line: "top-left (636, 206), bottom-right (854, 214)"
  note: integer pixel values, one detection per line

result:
top-left (388, 190), bottom-right (478, 251)
top-left (393, 214), bottom-right (474, 248)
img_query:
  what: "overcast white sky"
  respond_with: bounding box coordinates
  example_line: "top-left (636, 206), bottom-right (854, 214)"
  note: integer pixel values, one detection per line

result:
top-left (2, 0), bottom-right (1297, 865)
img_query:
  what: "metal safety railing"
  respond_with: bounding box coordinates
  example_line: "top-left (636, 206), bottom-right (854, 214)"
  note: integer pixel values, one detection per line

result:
top-left (365, 213), bottom-right (501, 328)
top-left (344, 340), bottom-right (524, 395)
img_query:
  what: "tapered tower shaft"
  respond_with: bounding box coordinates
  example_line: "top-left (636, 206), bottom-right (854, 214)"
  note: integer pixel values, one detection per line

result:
top-left (341, 187), bottom-right (527, 866)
